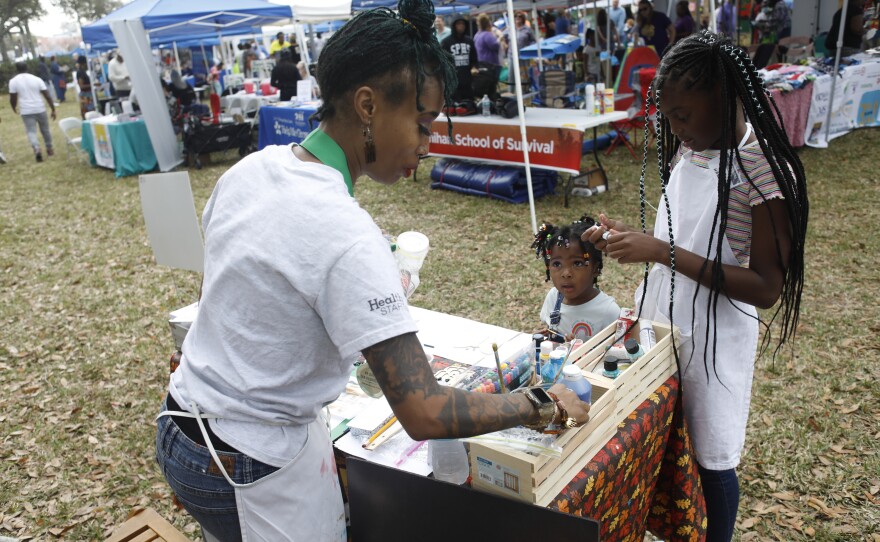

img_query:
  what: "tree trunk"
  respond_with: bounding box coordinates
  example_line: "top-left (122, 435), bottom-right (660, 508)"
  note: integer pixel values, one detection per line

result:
top-left (0, 34), bottom-right (9, 63)
top-left (24, 19), bottom-right (36, 58)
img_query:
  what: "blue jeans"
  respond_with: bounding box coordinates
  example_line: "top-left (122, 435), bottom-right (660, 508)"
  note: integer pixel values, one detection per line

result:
top-left (155, 402), bottom-right (279, 542)
top-left (698, 466), bottom-right (740, 542)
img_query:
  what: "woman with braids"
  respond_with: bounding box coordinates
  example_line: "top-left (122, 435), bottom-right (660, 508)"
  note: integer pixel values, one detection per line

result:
top-left (532, 216), bottom-right (620, 342)
top-left (154, 2), bottom-right (589, 540)
top-left (585, 31), bottom-right (808, 541)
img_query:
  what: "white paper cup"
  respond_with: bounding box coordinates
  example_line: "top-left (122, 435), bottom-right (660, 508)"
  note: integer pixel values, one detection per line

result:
top-left (396, 231), bottom-right (429, 271)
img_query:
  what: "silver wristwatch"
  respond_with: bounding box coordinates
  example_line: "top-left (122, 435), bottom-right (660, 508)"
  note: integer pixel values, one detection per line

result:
top-left (512, 386), bottom-right (557, 430)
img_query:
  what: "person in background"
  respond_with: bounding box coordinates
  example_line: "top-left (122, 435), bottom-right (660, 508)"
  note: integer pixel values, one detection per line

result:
top-left (36, 56), bottom-right (57, 104)
top-left (49, 56), bottom-right (66, 103)
top-left (474, 13), bottom-right (501, 66)
top-left (674, 0), bottom-right (696, 43)
top-left (8, 62), bottom-right (56, 163)
top-left (296, 61), bottom-right (320, 99)
top-left (168, 70), bottom-right (196, 109)
top-left (441, 16), bottom-right (479, 103)
top-left (543, 12), bottom-right (557, 38)
top-left (586, 31), bottom-right (808, 541)
top-left (270, 49), bottom-right (300, 102)
top-left (108, 52), bottom-right (132, 98)
top-left (435, 15), bottom-right (451, 42)
top-left (209, 61), bottom-right (225, 95)
top-left (515, 10), bottom-right (536, 49)
top-left (716, 0), bottom-right (737, 38)
top-left (773, 0), bottom-right (791, 39)
top-left (555, 9), bottom-right (572, 36)
top-left (609, 0), bottom-right (628, 44)
top-left (635, 0), bottom-right (675, 56)
top-left (75, 56), bottom-right (95, 119)
top-left (826, 1), bottom-right (865, 56)
top-left (596, 8), bottom-right (620, 52)
top-left (312, 31), bottom-right (327, 61)
top-left (269, 32), bottom-right (290, 60)
top-left (153, 2), bottom-right (590, 540)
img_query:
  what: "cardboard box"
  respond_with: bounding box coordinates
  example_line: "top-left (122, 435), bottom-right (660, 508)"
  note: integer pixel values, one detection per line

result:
top-left (469, 318), bottom-right (679, 506)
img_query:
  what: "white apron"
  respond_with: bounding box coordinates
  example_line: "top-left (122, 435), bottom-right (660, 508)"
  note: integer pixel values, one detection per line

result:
top-left (158, 402), bottom-right (346, 542)
top-left (635, 126), bottom-right (759, 471)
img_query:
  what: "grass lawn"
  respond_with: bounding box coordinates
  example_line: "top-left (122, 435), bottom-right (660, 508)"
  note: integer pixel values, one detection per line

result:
top-left (0, 97), bottom-right (877, 541)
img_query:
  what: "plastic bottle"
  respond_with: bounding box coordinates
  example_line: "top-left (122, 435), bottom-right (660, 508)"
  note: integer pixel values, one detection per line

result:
top-left (625, 338), bottom-right (645, 363)
top-left (585, 84), bottom-right (596, 116)
top-left (429, 439), bottom-right (469, 484)
top-left (542, 349), bottom-right (566, 384)
top-left (595, 83), bottom-right (605, 115)
top-left (538, 340), bottom-right (553, 384)
top-left (480, 94), bottom-right (491, 117)
top-left (638, 319), bottom-right (656, 349)
top-left (562, 365), bottom-right (592, 404)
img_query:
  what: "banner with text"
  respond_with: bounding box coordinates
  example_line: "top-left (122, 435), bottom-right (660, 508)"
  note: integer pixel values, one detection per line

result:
top-left (428, 120), bottom-right (584, 175)
top-left (804, 60), bottom-right (880, 148)
top-left (257, 104), bottom-right (319, 149)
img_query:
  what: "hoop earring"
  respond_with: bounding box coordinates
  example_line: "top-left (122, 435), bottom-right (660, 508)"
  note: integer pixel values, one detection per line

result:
top-left (363, 123), bottom-right (376, 164)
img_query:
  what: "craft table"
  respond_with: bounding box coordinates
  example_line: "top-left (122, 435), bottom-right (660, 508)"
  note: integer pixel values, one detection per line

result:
top-left (256, 102), bottom-right (321, 149)
top-left (80, 116), bottom-right (158, 178)
top-left (332, 307), bottom-right (706, 542)
top-left (427, 108), bottom-right (627, 207)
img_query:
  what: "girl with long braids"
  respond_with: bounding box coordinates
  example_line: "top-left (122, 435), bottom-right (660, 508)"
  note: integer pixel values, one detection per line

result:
top-left (155, 2), bottom-right (589, 540)
top-left (586, 30), bottom-right (808, 541)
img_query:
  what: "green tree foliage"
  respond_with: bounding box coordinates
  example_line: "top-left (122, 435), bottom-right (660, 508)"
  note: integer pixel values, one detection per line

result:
top-left (0, 0), bottom-right (45, 62)
top-left (54, 0), bottom-right (121, 26)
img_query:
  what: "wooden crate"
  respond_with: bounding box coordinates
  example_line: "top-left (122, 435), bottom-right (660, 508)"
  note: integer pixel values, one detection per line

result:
top-left (105, 508), bottom-right (192, 542)
top-left (469, 318), bottom-right (679, 506)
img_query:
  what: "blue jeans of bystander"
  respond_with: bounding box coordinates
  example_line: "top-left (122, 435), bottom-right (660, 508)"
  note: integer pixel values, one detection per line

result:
top-left (698, 465), bottom-right (740, 542)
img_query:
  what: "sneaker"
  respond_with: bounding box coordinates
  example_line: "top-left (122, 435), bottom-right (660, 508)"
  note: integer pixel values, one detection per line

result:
top-left (0, 151), bottom-right (6, 164)
top-left (47, 147), bottom-right (55, 157)
top-left (35, 152), bottom-right (43, 163)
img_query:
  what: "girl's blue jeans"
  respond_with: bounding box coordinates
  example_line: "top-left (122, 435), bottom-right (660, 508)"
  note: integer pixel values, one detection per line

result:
top-left (698, 465), bottom-right (740, 542)
top-left (155, 399), bottom-right (279, 542)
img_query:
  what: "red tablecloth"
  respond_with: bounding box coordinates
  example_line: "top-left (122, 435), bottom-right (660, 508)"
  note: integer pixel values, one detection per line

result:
top-left (549, 375), bottom-right (707, 542)
top-left (770, 82), bottom-right (813, 148)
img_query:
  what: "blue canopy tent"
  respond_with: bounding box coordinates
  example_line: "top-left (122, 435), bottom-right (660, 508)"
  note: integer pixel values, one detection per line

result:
top-left (80, 0), bottom-right (293, 174)
top-left (81, 0), bottom-right (292, 49)
top-left (518, 33), bottom-right (581, 59)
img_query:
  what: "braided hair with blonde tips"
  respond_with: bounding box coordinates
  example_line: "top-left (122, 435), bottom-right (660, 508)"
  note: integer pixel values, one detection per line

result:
top-left (635, 30), bottom-right (808, 381)
top-left (314, 0), bottom-right (457, 131)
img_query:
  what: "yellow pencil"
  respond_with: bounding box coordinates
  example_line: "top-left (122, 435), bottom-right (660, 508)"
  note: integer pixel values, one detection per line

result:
top-left (363, 416), bottom-right (398, 449)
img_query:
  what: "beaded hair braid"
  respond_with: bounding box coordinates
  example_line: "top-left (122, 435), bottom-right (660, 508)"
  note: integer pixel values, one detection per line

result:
top-left (313, 0), bottom-right (457, 133)
top-left (531, 215), bottom-right (604, 283)
top-left (636, 31), bottom-right (808, 380)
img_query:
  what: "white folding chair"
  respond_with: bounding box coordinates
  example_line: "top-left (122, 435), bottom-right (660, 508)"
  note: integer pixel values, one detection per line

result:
top-left (84, 111), bottom-right (102, 120)
top-left (226, 95), bottom-right (244, 116)
top-left (138, 172), bottom-right (204, 273)
top-left (243, 96), bottom-right (261, 127)
top-left (58, 117), bottom-right (85, 161)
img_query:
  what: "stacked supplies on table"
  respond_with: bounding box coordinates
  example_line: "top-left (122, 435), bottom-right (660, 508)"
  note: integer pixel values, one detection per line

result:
top-left (430, 158), bottom-right (558, 204)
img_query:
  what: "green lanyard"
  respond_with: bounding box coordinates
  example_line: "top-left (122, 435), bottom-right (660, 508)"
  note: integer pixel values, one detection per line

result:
top-left (299, 129), bottom-right (353, 196)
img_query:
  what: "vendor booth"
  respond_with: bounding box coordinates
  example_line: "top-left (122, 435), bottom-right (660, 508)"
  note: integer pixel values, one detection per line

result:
top-left (81, 116), bottom-right (158, 178)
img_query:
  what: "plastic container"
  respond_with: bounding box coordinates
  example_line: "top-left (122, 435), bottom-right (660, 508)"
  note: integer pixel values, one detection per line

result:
top-left (602, 358), bottom-right (620, 379)
top-left (595, 83), bottom-right (605, 115)
top-left (538, 340), bottom-right (553, 383)
top-left (429, 439), bottom-right (469, 484)
top-left (585, 84), bottom-right (595, 116)
top-left (562, 365), bottom-right (592, 403)
top-left (395, 231), bottom-right (430, 273)
top-left (638, 319), bottom-right (656, 349)
top-left (480, 94), bottom-right (491, 117)
top-left (602, 88), bottom-right (615, 114)
top-left (244, 81), bottom-right (255, 94)
top-left (542, 349), bottom-right (565, 384)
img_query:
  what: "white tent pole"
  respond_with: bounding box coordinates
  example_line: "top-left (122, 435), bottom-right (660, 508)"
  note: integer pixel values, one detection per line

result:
top-left (606, 0), bottom-right (612, 88)
top-left (507, 0), bottom-right (538, 235)
top-left (532, 1), bottom-right (543, 71)
top-left (200, 42), bottom-right (210, 73)
top-left (825, 0), bottom-right (849, 143)
top-left (173, 41), bottom-right (181, 71)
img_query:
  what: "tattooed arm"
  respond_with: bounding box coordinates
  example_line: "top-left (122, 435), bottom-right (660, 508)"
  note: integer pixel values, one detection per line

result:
top-left (362, 332), bottom-right (589, 441)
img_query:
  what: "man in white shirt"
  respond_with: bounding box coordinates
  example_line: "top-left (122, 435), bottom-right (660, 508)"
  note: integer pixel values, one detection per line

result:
top-left (609, 0), bottom-right (628, 43)
top-left (108, 52), bottom-right (132, 97)
top-left (9, 62), bottom-right (56, 162)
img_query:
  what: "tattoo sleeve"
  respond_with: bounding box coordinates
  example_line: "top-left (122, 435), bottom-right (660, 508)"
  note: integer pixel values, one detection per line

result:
top-left (362, 332), bottom-right (540, 440)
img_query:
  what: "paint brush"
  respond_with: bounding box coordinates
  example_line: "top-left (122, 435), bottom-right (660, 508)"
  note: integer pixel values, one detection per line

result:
top-left (491, 343), bottom-right (506, 393)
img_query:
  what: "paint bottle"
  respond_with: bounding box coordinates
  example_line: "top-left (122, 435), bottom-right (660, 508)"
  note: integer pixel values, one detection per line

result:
top-left (562, 365), bottom-right (592, 404)
top-left (538, 340), bottom-right (554, 384)
top-left (625, 338), bottom-right (645, 363)
top-left (602, 358), bottom-right (620, 379)
top-left (543, 348), bottom-right (565, 384)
